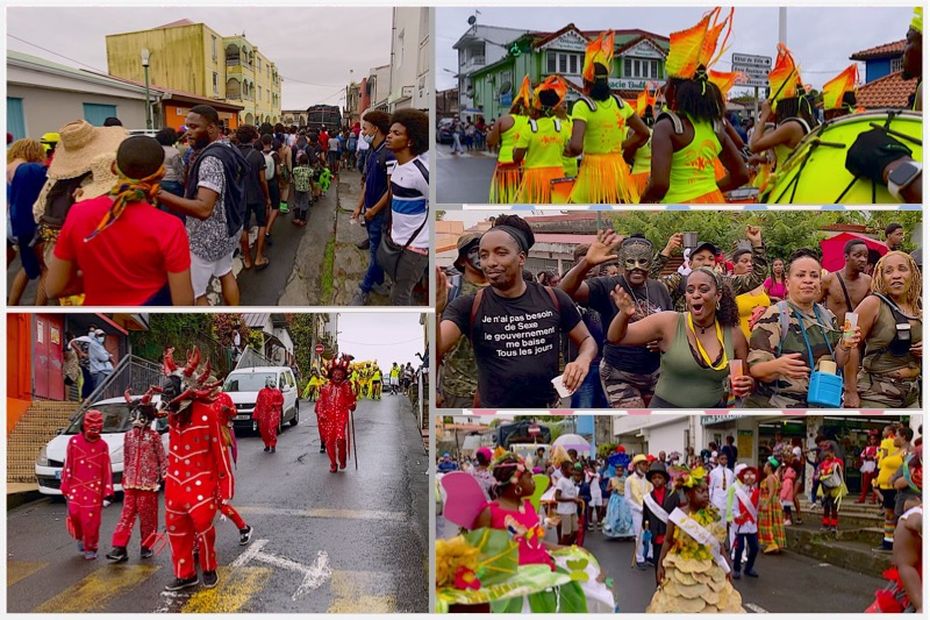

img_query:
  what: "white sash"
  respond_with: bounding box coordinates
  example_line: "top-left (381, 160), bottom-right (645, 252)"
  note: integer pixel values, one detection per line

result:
top-left (643, 493), bottom-right (669, 524)
top-left (669, 507), bottom-right (731, 574)
top-left (732, 484), bottom-right (757, 522)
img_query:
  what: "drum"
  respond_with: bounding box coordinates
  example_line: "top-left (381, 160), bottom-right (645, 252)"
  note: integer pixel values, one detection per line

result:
top-left (761, 109), bottom-right (922, 204)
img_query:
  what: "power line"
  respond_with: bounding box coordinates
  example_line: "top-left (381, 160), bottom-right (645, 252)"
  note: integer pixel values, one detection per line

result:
top-left (7, 33), bottom-right (109, 74)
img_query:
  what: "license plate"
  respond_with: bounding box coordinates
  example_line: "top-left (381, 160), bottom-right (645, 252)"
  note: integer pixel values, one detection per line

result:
top-left (236, 415), bottom-right (251, 421)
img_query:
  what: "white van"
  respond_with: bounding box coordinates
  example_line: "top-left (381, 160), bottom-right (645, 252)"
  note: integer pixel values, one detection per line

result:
top-left (223, 366), bottom-right (299, 434)
top-left (35, 396), bottom-right (169, 496)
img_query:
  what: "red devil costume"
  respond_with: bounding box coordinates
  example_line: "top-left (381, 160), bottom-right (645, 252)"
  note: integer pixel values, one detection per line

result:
top-left (253, 383), bottom-right (284, 452)
top-left (149, 348), bottom-right (233, 591)
top-left (214, 391), bottom-right (252, 541)
top-left (61, 409), bottom-right (113, 558)
top-left (107, 392), bottom-right (166, 562)
top-left (315, 355), bottom-right (357, 473)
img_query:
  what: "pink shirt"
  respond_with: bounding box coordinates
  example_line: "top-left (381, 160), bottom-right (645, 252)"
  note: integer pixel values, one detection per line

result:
top-left (764, 277), bottom-right (787, 300)
top-left (487, 499), bottom-right (554, 569)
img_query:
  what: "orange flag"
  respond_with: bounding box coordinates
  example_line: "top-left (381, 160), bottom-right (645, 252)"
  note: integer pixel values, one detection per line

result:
top-left (821, 64), bottom-right (859, 110)
top-left (666, 7), bottom-right (734, 79)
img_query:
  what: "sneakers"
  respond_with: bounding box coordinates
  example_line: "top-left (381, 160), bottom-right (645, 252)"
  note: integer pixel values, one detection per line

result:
top-left (140, 547), bottom-right (154, 559)
top-left (350, 289), bottom-right (369, 306)
top-left (319, 443), bottom-right (326, 454)
top-left (202, 571), bottom-right (219, 589)
top-left (744, 569), bottom-right (759, 578)
top-left (165, 576), bottom-right (200, 592)
top-left (784, 519), bottom-right (793, 526)
top-left (239, 525), bottom-right (254, 546)
top-left (732, 571), bottom-right (741, 580)
top-left (83, 551), bottom-right (98, 560)
top-left (264, 447), bottom-right (270, 452)
top-left (635, 561), bottom-right (648, 571)
top-left (270, 447), bottom-right (276, 453)
top-left (106, 547), bottom-right (129, 563)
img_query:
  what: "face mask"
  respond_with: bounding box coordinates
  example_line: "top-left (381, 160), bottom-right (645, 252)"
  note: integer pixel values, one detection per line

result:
top-left (467, 246), bottom-right (481, 271)
top-left (97, 336), bottom-right (106, 344)
top-left (621, 240), bottom-right (654, 274)
top-left (623, 257), bottom-right (651, 271)
top-left (362, 133), bottom-right (374, 144)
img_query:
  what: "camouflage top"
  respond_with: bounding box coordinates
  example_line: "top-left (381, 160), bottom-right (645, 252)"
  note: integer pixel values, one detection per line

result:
top-left (440, 279), bottom-right (483, 399)
top-left (653, 245), bottom-right (768, 312)
top-left (745, 302), bottom-right (841, 408)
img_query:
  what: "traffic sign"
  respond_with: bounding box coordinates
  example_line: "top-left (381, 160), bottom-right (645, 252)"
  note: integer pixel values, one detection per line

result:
top-left (315, 343), bottom-right (325, 355)
top-left (731, 53), bottom-right (772, 89)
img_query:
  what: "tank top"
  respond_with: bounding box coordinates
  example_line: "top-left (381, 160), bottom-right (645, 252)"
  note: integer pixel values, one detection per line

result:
top-left (631, 128), bottom-right (652, 175)
top-left (560, 118), bottom-right (578, 176)
top-left (497, 115), bottom-right (530, 165)
top-left (486, 500), bottom-right (554, 569)
top-left (663, 113), bottom-right (722, 203)
top-left (517, 117), bottom-right (571, 169)
top-left (654, 313), bottom-right (734, 407)
top-left (736, 289), bottom-right (771, 340)
top-left (772, 118), bottom-right (811, 170)
top-left (863, 300), bottom-right (922, 374)
top-left (571, 96), bottom-right (633, 155)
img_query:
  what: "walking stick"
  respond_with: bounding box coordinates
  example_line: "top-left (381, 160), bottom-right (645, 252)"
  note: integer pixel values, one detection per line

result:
top-left (351, 408), bottom-right (358, 470)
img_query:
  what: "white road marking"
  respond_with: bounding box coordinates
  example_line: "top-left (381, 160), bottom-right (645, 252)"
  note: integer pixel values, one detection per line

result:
top-left (155, 590), bottom-right (186, 613)
top-left (817, 562), bottom-right (832, 567)
top-left (236, 505), bottom-right (407, 522)
top-left (231, 539), bottom-right (332, 601)
top-left (745, 603), bottom-right (769, 613)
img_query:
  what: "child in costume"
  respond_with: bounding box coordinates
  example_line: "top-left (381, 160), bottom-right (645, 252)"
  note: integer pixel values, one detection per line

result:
top-left (779, 461), bottom-right (797, 525)
top-left (727, 463), bottom-right (760, 580)
top-left (647, 464), bottom-right (744, 613)
top-left (642, 461), bottom-right (678, 584)
top-left (107, 395), bottom-right (165, 563)
top-left (816, 441), bottom-right (847, 533)
top-left (316, 355), bottom-right (358, 472)
top-left (61, 409), bottom-right (113, 560)
top-left (215, 390), bottom-right (253, 546)
top-left (253, 378), bottom-right (284, 453)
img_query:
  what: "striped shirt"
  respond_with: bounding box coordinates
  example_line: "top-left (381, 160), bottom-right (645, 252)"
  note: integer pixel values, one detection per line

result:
top-left (388, 154), bottom-right (429, 251)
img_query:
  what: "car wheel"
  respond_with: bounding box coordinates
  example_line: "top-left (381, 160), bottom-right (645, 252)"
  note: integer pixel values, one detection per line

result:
top-left (290, 408), bottom-right (299, 426)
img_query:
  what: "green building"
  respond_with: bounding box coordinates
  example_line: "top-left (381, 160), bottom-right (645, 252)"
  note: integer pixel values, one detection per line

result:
top-left (467, 24), bottom-right (669, 121)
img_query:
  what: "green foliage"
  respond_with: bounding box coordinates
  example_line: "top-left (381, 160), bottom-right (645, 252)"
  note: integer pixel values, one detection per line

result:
top-left (289, 314), bottom-right (322, 376)
top-left (597, 443), bottom-right (619, 459)
top-left (321, 239), bottom-right (336, 301)
top-left (131, 315), bottom-right (212, 363)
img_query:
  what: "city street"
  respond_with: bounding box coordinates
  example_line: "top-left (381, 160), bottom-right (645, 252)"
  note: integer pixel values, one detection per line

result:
top-left (435, 148), bottom-right (495, 204)
top-left (7, 395), bottom-right (429, 613)
top-left (584, 529), bottom-right (885, 613)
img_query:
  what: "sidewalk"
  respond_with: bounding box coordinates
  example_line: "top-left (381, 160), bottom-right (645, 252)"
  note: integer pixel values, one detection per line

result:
top-left (7, 483), bottom-right (43, 510)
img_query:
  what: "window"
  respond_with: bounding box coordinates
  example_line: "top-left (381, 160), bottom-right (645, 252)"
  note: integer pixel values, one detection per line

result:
top-left (7, 97), bottom-right (25, 140)
top-left (546, 51), bottom-right (583, 75)
top-left (891, 56), bottom-right (904, 73)
top-left (211, 35), bottom-right (217, 61)
top-left (258, 58), bottom-right (262, 71)
top-left (623, 57), bottom-right (660, 79)
top-left (258, 86), bottom-right (262, 101)
top-left (213, 72), bottom-right (218, 95)
top-left (82, 103), bottom-right (118, 126)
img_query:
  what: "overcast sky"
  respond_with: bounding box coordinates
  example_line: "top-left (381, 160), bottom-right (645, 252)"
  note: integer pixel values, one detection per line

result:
top-left (336, 313), bottom-right (426, 368)
top-left (7, 7), bottom-right (392, 108)
top-left (436, 6), bottom-right (914, 92)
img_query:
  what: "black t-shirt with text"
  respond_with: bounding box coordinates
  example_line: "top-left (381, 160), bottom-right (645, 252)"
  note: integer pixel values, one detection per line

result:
top-left (585, 276), bottom-right (673, 373)
top-left (443, 283), bottom-right (582, 408)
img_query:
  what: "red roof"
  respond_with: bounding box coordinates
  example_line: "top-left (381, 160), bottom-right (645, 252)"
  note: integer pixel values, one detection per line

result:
top-left (850, 39), bottom-right (905, 61)
top-left (857, 70), bottom-right (917, 109)
top-left (534, 233), bottom-right (599, 245)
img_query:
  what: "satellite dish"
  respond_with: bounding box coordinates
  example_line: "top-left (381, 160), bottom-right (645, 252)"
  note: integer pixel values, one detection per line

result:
top-left (467, 15), bottom-right (476, 25)
top-left (499, 81), bottom-right (512, 96)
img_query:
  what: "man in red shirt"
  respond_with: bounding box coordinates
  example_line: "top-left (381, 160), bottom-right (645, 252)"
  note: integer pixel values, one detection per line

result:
top-left (318, 126), bottom-right (330, 152)
top-left (45, 135), bottom-right (194, 306)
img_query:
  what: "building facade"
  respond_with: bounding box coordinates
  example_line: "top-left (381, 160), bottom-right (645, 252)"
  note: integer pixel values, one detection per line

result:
top-left (388, 7), bottom-right (431, 111)
top-left (850, 39), bottom-right (918, 109)
top-left (453, 23), bottom-right (531, 117)
top-left (467, 24), bottom-right (668, 121)
top-left (106, 19), bottom-right (282, 126)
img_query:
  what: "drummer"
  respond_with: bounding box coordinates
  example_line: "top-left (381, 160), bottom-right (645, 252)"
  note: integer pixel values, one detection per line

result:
top-left (749, 44), bottom-right (818, 173)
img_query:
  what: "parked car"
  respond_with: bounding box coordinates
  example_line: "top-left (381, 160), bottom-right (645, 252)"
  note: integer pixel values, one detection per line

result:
top-left (223, 366), bottom-right (299, 434)
top-left (35, 396), bottom-right (169, 496)
top-left (437, 118), bottom-right (454, 145)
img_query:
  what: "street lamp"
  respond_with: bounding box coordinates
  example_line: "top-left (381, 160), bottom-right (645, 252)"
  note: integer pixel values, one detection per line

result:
top-left (141, 48), bottom-right (152, 131)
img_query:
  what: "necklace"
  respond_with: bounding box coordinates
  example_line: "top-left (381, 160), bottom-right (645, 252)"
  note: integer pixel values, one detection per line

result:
top-left (686, 312), bottom-right (728, 370)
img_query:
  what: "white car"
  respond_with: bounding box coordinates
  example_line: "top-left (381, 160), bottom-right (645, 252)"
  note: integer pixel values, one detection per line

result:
top-left (223, 366), bottom-right (299, 434)
top-left (35, 396), bottom-right (169, 496)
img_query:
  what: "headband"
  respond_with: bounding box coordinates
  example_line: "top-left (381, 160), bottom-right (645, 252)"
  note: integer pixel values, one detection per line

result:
top-left (489, 225), bottom-right (531, 253)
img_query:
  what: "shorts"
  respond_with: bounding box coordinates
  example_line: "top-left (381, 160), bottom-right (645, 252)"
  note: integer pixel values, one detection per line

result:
top-left (558, 513), bottom-right (578, 534)
top-left (880, 488), bottom-right (897, 510)
top-left (191, 251), bottom-right (234, 298)
top-left (244, 201), bottom-right (267, 228)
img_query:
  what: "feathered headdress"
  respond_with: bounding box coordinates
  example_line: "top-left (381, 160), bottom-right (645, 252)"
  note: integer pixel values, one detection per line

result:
top-left (665, 7), bottom-right (734, 80)
top-left (768, 43), bottom-right (802, 102)
top-left (635, 83), bottom-right (657, 116)
top-left (533, 74), bottom-right (568, 109)
top-left (514, 75), bottom-right (532, 110)
top-left (582, 30), bottom-right (615, 83)
top-left (708, 69), bottom-right (743, 101)
top-left (326, 353), bottom-right (354, 378)
top-left (821, 63), bottom-right (859, 111)
top-left (911, 6), bottom-right (923, 34)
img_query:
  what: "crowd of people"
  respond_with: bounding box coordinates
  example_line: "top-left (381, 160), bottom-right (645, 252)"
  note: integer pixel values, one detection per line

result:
top-left (59, 347), bottom-right (359, 593)
top-left (462, 8), bottom-right (922, 205)
top-left (437, 213), bottom-right (922, 410)
top-left (7, 104), bottom-right (429, 307)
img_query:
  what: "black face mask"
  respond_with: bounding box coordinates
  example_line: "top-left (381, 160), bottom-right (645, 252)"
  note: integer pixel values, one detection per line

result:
top-left (467, 246), bottom-right (481, 272)
top-left (159, 375), bottom-right (182, 411)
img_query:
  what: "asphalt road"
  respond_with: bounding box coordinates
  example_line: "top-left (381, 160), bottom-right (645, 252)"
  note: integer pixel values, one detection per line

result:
top-left (584, 527), bottom-right (885, 613)
top-left (7, 395), bottom-right (429, 613)
top-left (435, 150), bottom-right (496, 205)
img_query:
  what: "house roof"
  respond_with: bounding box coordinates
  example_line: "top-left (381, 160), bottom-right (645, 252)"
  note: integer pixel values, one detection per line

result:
top-left (850, 39), bottom-right (906, 61)
top-left (7, 49), bottom-right (160, 97)
top-left (156, 19), bottom-right (197, 29)
top-left (856, 70), bottom-right (917, 109)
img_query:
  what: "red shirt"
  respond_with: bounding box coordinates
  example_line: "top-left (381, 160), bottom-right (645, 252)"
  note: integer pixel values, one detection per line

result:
top-left (319, 131), bottom-right (330, 151)
top-left (54, 195), bottom-right (190, 305)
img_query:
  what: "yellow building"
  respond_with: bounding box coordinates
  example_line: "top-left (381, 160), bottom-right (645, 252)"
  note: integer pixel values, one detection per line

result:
top-left (106, 19), bottom-right (282, 126)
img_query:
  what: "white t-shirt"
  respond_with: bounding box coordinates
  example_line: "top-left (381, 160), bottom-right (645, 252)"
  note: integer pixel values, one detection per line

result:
top-left (556, 476), bottom-right (578, 515)
top-left (387, 154), bottom-right (429, 250)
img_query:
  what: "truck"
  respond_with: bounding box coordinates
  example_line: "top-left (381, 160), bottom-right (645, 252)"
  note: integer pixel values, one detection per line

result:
top-left (305, 105), bottom-right (343, 133)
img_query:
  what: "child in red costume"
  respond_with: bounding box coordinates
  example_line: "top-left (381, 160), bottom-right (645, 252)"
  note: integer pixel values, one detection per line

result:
top-left (153, 348), bottom-right (234, 592)
top-left (253, 379), bottom-right (284, 453)
top-left (215, 390), bottom-right (253, 545)
top-left (61, 409), bottom-right (113, 560)
top-left (316, 355), bottom-right (357, 473)
top-left (106, 394), bottom-right (165, 563)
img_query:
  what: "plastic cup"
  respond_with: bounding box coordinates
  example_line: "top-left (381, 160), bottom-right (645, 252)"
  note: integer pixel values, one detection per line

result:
top-left (552, 375), bottom-right (573, 399)
top-left (729, 359), bottom-right (743, 379)
top-left (843, 312), bottom-right (858, 341)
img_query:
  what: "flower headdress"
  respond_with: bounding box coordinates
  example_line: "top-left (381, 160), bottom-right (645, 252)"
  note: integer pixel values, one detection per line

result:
top-left (514, 75), bottom-right (533, 110)
top-left (533, 74), bottom-right (568, 109)
top-left (669, 464), bottom-right (708, 489)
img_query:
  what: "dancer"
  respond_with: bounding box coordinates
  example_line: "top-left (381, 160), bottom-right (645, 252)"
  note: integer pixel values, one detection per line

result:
top-left (513, 76), bottom-right (571, 204)
top-left (215, 390), bottom-right (253, 546)
top-left (487, 76), bottom-right (531, 203)
top-left (758, 457), bottom-right (786, 553)
top-left (643, 461), bottom-right (678, 584)
top-left (156, 348), bottom-right (233, 591)
top-left (253, 378), bottom-right (284, 453)
top-left (302, 369), bottom-right (325, 402)
top-left (647, 465), bottom-right (744, 613)
top-left (727, 463), bottom-right (760, 580)
top-left (316, 355), bottom-right (358, 473)
top-left (61, 409), bottom-right (113, 560)
top-left (107, 396), bottom-right (166, 563)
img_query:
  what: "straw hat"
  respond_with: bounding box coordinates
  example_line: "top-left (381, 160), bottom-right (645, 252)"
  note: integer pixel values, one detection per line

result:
top-left (48, 120), bottom-right (126, 183)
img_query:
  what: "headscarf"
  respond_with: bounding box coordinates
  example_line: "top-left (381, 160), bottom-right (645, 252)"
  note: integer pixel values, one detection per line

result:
top-left (84, 164), bottom-right (165, 242)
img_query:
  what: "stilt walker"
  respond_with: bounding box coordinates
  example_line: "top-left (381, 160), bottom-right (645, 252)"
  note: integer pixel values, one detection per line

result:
top-left (316, 354), bottom-right (358, 473)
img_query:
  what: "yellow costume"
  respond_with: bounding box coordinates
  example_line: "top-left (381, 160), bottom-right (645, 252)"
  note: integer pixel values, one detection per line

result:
top-left (515, 75), bottom-right (571, 204)
top-left (736, 289), bottom-right (771, 339)
top-left (489, 76), bottom-right (532, 204)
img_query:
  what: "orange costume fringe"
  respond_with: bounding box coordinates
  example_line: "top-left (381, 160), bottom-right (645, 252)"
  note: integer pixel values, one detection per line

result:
top-left (515, 166), bottom-right (565, 204)
top-left (489, 163), bottom-right (522, 204)
top-left (570, 153), bottom-right (639, 204)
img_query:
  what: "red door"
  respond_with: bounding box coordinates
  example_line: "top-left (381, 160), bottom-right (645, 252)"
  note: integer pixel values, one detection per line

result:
top-left (32, 315), bottom-right (65, 400)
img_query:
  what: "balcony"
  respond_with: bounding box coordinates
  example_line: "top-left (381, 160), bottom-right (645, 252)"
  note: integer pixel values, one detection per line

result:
top-left (460, 55), bottom-right (486, 76)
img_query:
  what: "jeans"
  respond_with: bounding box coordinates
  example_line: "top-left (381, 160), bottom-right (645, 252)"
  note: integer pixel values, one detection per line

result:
top-left (571, 360), bottom-right (609, 408)
top-left (732, 532), bottom-right (759, 574)
top-left (360, 212), bottom-right (386, 293)
top-left (389, 248), bottom-right (428, 305)
top-left (91, 370), bottom-right (112, 392)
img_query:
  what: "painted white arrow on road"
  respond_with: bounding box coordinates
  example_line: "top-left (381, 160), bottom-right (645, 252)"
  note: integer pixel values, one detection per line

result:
top-left (231, 539), bottom-right (332, 601)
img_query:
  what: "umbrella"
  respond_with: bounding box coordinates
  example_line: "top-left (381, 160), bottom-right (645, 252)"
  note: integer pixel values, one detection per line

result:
top-left (552, 433), bottom-right (591, 453)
